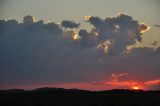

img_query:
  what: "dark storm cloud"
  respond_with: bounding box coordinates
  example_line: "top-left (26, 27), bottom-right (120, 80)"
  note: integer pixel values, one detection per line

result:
top-left (61, 20), bottom-right (80, 29)
top-left (85, 14), bottom-right (150, 55)
top-left (85, 16), bottom-right (103, 29)
top-left (78, 29), bottom-right (94, 48)
top-left (0, 14), bottom-right (159, 90)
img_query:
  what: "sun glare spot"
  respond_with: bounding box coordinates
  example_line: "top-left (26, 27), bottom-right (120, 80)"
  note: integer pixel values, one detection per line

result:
top-left (132, 86), bottom-right (139, 90)
top-left (73, 32), bottom-right (79, 40)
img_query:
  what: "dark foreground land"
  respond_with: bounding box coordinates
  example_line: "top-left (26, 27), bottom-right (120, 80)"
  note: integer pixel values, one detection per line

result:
top-left (0, 87), bottom-right (160, 106)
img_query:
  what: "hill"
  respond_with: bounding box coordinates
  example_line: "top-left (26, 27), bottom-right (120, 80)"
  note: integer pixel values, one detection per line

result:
top-left (0, 87), bottom-right (160, 106)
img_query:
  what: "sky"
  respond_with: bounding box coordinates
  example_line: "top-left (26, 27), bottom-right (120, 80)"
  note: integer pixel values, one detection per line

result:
top-left (0, 0), bottom-right (160, 47)
top-left (0, 0), bottom-right (160, 90)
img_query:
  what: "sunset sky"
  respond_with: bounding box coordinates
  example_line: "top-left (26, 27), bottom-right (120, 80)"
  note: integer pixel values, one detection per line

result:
top-left (0, 0), bottom-right (160, 90)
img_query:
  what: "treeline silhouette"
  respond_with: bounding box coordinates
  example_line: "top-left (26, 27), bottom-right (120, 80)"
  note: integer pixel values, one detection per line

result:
top-left (0, 87), bottom-right (159, 106)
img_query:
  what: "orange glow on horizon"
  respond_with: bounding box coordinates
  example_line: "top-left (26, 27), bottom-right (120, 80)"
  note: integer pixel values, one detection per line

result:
top-left (132, 86), bottom-right (139, 90)
top-left (16, 79), bottom-right (159, 91)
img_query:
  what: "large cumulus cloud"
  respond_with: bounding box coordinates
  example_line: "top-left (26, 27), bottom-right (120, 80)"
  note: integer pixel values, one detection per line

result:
top-left (0, 14), bottom-right (159, 90)
top-left (85, 14), bottom-right (150, 55)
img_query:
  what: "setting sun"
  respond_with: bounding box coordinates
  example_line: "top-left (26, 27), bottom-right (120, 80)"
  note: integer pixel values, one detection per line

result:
top-left (132, 86), bottom-right (139, 90)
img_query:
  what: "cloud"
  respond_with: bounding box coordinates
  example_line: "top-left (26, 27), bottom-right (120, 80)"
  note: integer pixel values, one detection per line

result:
top-left (111, 72), bottom-right (128, 81)
top-left (92, 73), bottom-right (160, 90)
top-left (144, 79), bottom-right (160, 86)
top-left (23, 15), bottom-right (36, 25)
top-left (0, 14), bottom-right (159, 90)
top-left (61, 20), bottom-right (80, 29)
top-left (139, 23), bottom-right (151, 34)
top-left (126, 47), bottom-right (160, 56)
top-left (151, 41), bottom-right (158, 46)
top-left (106, 79), bottom-right (160, 90)
top-left (78, 29), bottom-right (94, 49)
top-left (45, 22), bottom-right (63, 35)
top-left (154, 24), bottom-right (160, 28)
top-left (85, 13), bottom-right (150, 55)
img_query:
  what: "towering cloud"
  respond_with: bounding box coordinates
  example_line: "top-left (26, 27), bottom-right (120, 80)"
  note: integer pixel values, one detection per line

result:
top-left (85, 14), bottom-right (150, 55)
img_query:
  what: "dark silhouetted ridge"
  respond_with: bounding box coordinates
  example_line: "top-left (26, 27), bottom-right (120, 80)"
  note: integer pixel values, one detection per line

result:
top-left (0, 87), bottom-right (159, 106)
